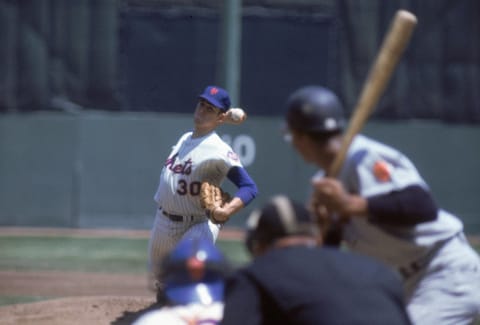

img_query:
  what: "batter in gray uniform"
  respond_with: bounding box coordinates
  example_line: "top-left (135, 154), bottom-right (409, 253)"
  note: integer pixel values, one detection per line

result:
top-left (283, 85), bottom-right (480, 325)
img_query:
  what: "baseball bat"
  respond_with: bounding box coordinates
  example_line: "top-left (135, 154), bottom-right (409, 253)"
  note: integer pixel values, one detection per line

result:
top-left (327, 10), bottom-right (417, 177)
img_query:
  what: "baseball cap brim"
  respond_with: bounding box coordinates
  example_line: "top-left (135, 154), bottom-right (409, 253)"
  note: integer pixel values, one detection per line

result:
top-left (165, 280), bottom-right (224, 305)
top-left (198, 95), bottom-right (227, 111)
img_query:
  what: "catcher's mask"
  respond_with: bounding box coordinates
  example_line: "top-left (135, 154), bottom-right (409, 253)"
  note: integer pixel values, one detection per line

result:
top-left (284, 85), bottom-right (346, 135)
top-left (161, 236), bottom-right (230, 305)
top-left (245, 195), bottom-right (319, 254)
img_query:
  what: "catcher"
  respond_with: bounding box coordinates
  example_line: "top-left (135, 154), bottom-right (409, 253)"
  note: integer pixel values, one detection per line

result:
top-left (222, 195), bottom-right (412, 325)
top-left (148, 85), bottom-right (258, 304)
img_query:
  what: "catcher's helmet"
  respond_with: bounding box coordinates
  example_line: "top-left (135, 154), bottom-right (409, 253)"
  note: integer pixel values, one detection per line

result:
top-left (285, 85), bottom-right (346, 133)
top-left (162, 237), bottom-right (230, 305)
top-left (245, 195), bottom-right (319, 255)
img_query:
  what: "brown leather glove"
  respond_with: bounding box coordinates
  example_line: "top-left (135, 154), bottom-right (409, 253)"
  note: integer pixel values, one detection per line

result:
top-left (200, 182), bottom-right (232, 224)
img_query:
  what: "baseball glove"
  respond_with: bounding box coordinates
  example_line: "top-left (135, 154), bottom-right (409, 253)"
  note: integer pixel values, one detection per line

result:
top-left (200, 182), bottom-right (232, 224)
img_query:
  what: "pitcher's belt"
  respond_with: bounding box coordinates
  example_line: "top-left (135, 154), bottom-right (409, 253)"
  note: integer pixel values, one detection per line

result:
top-left (159, 207), bottom-right (196, 222)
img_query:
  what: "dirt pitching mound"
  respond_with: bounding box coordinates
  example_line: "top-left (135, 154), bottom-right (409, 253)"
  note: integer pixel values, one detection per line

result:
top-left (0, 295), bottom-right (157, 325)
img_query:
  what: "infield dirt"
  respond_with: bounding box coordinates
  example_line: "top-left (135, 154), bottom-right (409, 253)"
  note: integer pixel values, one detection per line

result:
top-left (0, 227), bottom-right (244, 325)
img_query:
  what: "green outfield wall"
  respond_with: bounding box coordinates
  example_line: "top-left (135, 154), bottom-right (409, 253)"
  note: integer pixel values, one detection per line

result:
top-left (0, 112), bottom-right (479, 233)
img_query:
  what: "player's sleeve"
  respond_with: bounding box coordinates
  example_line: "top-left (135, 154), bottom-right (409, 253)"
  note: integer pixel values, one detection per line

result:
top-left (345, 140), bottom-right (437, 226)
top-left (348, 141), bottom-right (426, 198)
top-left (226, 166), bottom-right (258, 206)
top-left (367, 184), bottom-right (438, 226)
top-left (221, 271), bottom-right (263, 325)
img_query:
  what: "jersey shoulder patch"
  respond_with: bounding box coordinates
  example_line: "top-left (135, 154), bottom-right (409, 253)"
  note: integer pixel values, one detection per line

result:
top-left (373, 160), bottom-right (391, 182)
top-left (227, 150), bottom-right (240, 162)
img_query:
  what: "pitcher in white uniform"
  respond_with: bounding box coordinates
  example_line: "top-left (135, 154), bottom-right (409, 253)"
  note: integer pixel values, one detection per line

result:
top-left (283, 85), bottom-right (480, 325)
top-left (148, 85), bottom-right (258, 303)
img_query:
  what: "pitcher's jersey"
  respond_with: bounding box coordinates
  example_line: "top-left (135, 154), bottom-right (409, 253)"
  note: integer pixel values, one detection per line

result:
top-left (154, 131), bottom-right (243, 216)
top-left (323, 135), bottom-right (463, 269)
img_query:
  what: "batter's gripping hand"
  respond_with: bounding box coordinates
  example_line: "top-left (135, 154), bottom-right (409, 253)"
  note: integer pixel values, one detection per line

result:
top-left (200, 182), bottom-right (232, 224)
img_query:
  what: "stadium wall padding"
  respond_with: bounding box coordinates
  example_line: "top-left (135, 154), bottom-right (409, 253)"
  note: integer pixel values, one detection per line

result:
top-left (1, 112), bottom-right (479, 233)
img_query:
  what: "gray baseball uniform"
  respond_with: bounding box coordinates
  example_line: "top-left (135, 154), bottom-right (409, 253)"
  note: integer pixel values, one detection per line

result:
top-left (330, 134), bottom-right (480, 324)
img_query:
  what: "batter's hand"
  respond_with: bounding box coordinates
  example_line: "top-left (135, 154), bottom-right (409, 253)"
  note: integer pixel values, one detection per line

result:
top-left (308, 192), bottom-right (330, 225)
top-left (311, 177), bottom-right (368, 222)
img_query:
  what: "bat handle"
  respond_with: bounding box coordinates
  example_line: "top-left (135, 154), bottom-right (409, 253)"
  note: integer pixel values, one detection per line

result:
top-left (323, 221), bottom-right (344, 247)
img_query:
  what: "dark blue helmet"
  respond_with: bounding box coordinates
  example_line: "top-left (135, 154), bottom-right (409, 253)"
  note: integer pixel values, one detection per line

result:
top-left (285, 85), bottom-right (346, 133)
top-left (162, 237), bottom-right (230, 305)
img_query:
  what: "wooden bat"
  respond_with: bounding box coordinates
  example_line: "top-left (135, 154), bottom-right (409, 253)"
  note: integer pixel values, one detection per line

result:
top-left (327, 10), bottom-right (417, 177)
top-left (319, 10), bottom-right (417, 246)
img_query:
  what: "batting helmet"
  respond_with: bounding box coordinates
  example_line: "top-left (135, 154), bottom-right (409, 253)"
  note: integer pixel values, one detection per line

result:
top-left (162, 236), bottom-right (230, 305)
top-left (285, 85), bottom-right (346, 133)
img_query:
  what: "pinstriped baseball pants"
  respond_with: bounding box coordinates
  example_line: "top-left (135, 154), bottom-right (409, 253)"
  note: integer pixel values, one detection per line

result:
top-left (147, 208), bottom-right (221, 283)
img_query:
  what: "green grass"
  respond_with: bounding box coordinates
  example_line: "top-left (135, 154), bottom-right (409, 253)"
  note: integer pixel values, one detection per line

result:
top-left (2, 234), bottom-right (478, 310)
top-left (217, 239), bottom-right (251, 267)
top-left (0, 236), bottom-right (250, 274)
top-left (0, 234), bottom-right (476, 275)
top-left (0, 236), bottom-right (150, 273)
top-left (0, 234), bottom-right (250, 307)
top-left (0, 296), bottom-right (50, 306)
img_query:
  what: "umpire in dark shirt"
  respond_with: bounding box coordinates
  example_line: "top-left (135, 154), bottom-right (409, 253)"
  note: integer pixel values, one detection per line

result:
top-left (221, 195), bottom-right (412, 325)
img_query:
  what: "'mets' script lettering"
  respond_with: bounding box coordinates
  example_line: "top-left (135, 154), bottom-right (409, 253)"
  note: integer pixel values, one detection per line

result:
top-left (165, 153), bottom-right (193, 175)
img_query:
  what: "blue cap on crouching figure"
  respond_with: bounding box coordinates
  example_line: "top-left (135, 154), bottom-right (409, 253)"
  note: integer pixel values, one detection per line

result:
top-left (161, 236), bottom-right (230, 305)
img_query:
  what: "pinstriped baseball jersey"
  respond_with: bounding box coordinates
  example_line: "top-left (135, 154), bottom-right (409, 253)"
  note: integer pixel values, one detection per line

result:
top-left (148, 130), bottom-right (243, 282)
top-left (332, 135), bottom-right (463, 268)
top-left (154, 131), bottom-right (243, 216)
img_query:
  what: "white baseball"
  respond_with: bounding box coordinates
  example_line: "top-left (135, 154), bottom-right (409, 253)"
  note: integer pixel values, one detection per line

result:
top-left (229, 108), bottom-right (245, 121)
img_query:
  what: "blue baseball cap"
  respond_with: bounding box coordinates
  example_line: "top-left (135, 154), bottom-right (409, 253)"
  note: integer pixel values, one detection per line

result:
top-left (198, 86), bottom-right (231, 112)
top-left (166, 279), bottom-right (224, 306)
top-left (162, 237), bottom-right (230, 305)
